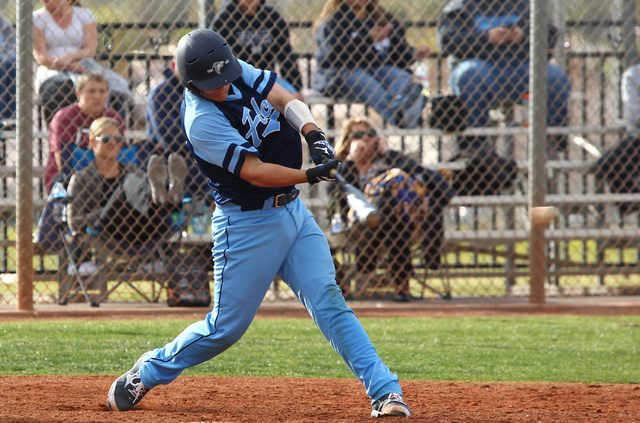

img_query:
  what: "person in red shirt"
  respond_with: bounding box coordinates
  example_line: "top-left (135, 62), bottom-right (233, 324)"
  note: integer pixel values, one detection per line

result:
top-left (43, 71), bottom-right (124, 192)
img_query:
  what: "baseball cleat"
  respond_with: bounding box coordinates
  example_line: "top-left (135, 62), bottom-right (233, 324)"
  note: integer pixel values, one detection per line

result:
top-left (108, 351), bottom-right (152, 411)
top-left (371, 393), bottom-right (412, 418)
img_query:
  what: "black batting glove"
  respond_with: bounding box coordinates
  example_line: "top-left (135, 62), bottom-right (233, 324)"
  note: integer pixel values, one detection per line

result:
top-left (306, 159), bottom-right (341, 185)
top-left (305, 130), bottom-right (335, 165)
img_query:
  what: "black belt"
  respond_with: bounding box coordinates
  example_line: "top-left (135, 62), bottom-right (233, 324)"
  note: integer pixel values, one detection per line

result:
top-left (240, 189), bottom-right (300, 211)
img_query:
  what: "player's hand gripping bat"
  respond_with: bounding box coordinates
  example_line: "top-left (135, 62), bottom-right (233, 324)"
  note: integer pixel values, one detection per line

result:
top-left (330, 169), bottom-right (380, 228)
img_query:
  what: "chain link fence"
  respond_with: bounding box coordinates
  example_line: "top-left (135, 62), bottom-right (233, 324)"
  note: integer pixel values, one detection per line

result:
top-left (0, 0), bottom-right (638, 305)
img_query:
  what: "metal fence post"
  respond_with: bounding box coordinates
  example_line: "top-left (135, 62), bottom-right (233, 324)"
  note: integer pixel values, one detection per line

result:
top-left (529, 0), bottom-right (549, 304)
top-left (197, 0), bottom-right (217, 29)
top-left (622, 0), bottom-right (638, 67)
top-left (15, 0), bottom-right (34, 311)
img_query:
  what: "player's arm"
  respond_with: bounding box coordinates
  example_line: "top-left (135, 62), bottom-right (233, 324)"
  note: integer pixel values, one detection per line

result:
top-left (266, 83), bottom-right (315, 134)
top-left (239, 153), bottom-right (340, 187)
top-left (267, 82), bottom-right (335, 165)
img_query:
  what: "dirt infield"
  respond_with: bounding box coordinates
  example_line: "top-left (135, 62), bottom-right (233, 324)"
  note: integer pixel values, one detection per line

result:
top-left (1, 375), bottom-right (639, 422)
top-left (2, 297), bottom-right (640, 422)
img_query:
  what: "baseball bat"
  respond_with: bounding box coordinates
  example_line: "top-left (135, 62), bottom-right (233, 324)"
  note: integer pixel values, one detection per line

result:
top-left (330, 169), bottom-right (380, 228)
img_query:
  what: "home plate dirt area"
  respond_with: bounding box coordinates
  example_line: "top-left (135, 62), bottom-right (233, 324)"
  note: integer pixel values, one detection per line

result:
top-left (1, 375), bottom-right (639, 422)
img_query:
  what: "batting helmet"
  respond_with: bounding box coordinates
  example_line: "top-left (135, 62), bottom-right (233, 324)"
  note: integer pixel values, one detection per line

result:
top-left (176, 29), bottom-right (242, 93)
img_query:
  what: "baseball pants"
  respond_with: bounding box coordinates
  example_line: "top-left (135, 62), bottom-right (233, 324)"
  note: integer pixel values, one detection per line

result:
top-left (139, 196), bottom-right (402, 402)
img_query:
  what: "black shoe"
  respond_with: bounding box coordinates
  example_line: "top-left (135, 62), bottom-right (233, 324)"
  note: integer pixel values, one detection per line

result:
top-left (108, 352), bottom-right (152, 411)
top-left (371, 393), bottom-right (411, 418)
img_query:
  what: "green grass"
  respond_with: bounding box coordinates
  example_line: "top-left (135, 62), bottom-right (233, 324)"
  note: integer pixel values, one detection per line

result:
top-left (1, 316), bottom-right (639, 383)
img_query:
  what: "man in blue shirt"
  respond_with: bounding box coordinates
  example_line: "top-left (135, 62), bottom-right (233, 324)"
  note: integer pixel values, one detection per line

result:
top-left (108, 29), bottom-right (411, 419)
top-left (438, 0), bottom-right (570, 156)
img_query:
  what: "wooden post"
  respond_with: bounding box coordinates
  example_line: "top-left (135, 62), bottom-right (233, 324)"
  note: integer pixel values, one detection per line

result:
top-left (16, 0), bottom-right (35, 311)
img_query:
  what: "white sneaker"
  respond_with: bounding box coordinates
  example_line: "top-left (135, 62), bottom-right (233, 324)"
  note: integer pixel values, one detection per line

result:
top-left (167, 153), bottom-right (188, 205)
top-left (147, 155), bottom-right (168, 205)
top-left (139, 260), bottom-right (163, 275)
top-left (67, 261), bottom-right (99, 277)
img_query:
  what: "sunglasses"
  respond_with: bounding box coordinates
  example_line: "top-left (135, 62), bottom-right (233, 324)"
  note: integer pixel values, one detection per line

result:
top-left (348, 129), bottom-right (377, 140)
top-left (94, 135), bottom-right (124, 144)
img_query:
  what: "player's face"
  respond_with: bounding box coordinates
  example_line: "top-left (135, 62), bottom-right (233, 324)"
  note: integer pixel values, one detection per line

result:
top-left (202, 85), bottom-right (230, 102)
top-left (77, 80), bottom-right (109, 117)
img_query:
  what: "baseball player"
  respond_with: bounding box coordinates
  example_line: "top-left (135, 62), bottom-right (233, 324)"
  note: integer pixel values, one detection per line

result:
top-left (106, 29), bottom-right (411, 418)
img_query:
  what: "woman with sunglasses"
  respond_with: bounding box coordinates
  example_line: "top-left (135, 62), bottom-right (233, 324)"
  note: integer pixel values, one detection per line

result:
top-left (331, 117), bottom-right (455, 301)
top-left (67, 117), bottom-right (187, 276)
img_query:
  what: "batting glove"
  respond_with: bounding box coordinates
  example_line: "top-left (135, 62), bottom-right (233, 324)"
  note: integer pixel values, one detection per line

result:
top-left (305, 130), bottom-right (335, 165)
top-left (306, 159), bottom-right (341, 185)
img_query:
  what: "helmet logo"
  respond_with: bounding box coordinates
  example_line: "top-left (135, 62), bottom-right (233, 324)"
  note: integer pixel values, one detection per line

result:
top-left (207, 59), bottom-right (229, 74)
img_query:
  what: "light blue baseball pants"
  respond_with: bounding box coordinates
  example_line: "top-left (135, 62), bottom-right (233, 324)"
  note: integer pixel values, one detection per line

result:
top-left (138, 195), bottom-right (401, 402)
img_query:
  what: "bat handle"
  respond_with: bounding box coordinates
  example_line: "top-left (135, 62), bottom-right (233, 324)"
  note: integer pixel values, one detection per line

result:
top-left (330, 168), bottom-right (345, 183)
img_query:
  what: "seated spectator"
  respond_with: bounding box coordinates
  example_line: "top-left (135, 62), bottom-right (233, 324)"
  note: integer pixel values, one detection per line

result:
top-left (43, 71), bottom-right (123, 194)
top-left (33, 0), bottom-right (133, 124)
top-left (621, 62), bottom-right (640, 138)
top-left (67, 117), bottom-right (187, 276)
top-left (211, 0), bottom-right (305, 100)
top-left (329, 117), bottom-right (454, 301)
top-left (594, 136), bottom-right (640, 216)
top-left (145, 54), bottom-right (206, 197)
top-left (313, 0), bottom-right (430, 129)
top-left (437, 0), bottom-right (570, 156)
top-left (0, 13), bottom-right (16, 121)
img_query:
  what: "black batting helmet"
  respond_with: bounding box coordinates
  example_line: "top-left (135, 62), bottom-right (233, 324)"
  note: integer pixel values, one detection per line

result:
top-left (176, 29), bottom-right (242, 93)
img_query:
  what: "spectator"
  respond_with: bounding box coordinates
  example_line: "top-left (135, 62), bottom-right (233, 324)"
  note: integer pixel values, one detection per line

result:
top-left (437, 0), bottom-right (571, 156)
top-left (211, 0), bottom-right (304, 100)
top-left (43, 71), bottom-right (123, 194)
top-left (622, 63), bottom-right (640, 138)
top-left (33, 0), bottom-right (133, 123)
top-left (330, 117), bottom-right (454, 301)
top-left (0, 13), bottom-right (16, 121)
top-left (145, 54), bottom-right (206, 197)
top-left (313, 0), bottom-right (430, 129)
top-left (67, 117), bottom-right (187, 276)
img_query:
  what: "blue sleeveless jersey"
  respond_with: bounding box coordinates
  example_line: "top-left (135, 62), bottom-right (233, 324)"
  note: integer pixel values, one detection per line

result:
top-left (181, 60), bottom-right (303, 207)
